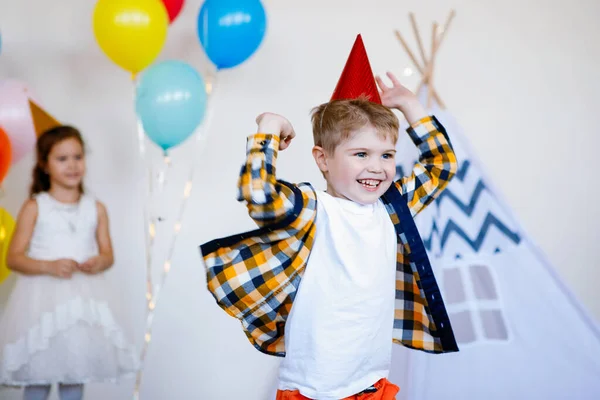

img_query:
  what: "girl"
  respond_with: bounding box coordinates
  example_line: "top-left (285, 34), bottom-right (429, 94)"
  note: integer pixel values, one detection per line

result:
top-left (0, 126), bottom-right (139, 400)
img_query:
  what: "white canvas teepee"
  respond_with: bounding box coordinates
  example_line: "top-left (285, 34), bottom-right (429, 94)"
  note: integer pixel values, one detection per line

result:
top-left (389, 13), bottom-right (600, 400)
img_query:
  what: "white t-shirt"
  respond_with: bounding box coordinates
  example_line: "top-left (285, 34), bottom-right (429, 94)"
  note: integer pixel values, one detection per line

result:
top-left (278, 191), bottom-right (398, 399)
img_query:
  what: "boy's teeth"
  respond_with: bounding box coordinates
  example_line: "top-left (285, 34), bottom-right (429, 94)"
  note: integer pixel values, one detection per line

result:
top-left (359, 179), bottom-right (379, 187)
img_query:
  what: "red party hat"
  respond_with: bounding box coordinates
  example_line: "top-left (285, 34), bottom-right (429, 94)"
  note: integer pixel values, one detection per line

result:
top-left (330, 34), bottom-right (382, 104)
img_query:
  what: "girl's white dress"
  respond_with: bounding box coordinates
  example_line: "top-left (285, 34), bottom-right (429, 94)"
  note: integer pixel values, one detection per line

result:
top-left (0, 192), bottom-right (139, 385)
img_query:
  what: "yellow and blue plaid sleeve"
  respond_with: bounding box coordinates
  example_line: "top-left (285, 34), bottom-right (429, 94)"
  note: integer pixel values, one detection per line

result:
top-left (237, 133), bottom-right (297, 227)
top-left (395, 116), bottom-right (458, 216)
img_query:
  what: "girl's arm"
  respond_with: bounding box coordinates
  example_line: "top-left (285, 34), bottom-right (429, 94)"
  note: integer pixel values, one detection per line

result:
top-left (7, 199), bottom-right (77, 278)
top-left (79, 201), bottom-right (114, 274)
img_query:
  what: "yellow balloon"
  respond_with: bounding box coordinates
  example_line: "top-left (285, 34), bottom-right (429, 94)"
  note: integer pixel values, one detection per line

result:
top-left (93, 0), bottom-right (169, 75)
top-left (0, 207), bottom-right (15, 284)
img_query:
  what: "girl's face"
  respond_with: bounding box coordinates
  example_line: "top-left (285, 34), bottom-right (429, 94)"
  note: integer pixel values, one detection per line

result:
top-left (45, 138), bottom-right (85, 191)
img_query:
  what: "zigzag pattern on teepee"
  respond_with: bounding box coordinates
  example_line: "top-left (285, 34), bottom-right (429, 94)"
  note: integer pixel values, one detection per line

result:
top-left (423, 214), bottom-right (521, 252)
top-left (397, 160), bottom-right (521, 253)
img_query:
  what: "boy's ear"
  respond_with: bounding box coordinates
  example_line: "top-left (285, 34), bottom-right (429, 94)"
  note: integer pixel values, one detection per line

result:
top-left (312, 146), bottom-right (328, 173)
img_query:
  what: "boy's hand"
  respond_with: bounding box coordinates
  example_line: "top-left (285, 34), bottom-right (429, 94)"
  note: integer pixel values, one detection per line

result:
top-left (255, 112), bottom-right (296, 151)
top-left (376, 72), bottom-right (427, 124)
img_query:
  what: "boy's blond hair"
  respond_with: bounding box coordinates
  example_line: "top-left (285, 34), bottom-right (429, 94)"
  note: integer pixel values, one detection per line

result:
top-left (311, 96), bottom-right (399, 154)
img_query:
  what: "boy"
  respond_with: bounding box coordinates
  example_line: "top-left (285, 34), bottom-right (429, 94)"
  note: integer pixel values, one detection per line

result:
top-left (200, 35), bottom-right (458, 400)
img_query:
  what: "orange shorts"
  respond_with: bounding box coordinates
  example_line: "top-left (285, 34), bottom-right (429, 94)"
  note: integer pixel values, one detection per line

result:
top-left (276, 378), bottom-right (399, 400)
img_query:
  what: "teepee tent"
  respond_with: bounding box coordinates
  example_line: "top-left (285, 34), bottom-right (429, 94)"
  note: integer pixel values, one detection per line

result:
top-left (389, 12), bottom-right (600, 400)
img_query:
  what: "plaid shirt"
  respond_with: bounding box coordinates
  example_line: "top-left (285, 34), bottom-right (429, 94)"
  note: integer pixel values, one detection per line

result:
top-left (201, 116), bottom-right (459, 356)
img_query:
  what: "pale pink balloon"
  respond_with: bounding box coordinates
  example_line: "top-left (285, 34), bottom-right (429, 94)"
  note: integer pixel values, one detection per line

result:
top-left (0, 80), bottom-right (37, 165)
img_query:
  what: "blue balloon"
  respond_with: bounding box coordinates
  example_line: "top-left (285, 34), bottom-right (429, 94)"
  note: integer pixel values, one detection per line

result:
top-left (135, 61), bottom-right (207, 151)
top-left (197, 0), bottom-right (267, 69)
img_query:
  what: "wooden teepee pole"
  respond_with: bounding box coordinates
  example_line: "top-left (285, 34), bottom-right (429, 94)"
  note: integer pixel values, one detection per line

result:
top-left (397, 10), bottom-right (455, 110)
top-left (394, 30), bottom-right (424, 74)
top-left (430, 10), bottom-right (455, 109)
top-left (409, 13), bottom-right (429, 68)
top-left (395, 28), bottom-right (438, 99)
top-left (437, 10), bottom-right (456, 50)
top-left (427, 22), bottom-right (439, 108)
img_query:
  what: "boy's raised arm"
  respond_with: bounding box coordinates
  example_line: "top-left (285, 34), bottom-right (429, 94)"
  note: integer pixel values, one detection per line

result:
top-left (395, 115), bottom-right (457, 216)
top-left (237, 113), bottom-right (298, 226)
top-left (377, 72), bottom-right (458, 216)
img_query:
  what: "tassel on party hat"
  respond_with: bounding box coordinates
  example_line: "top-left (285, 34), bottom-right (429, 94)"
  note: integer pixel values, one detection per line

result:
top-left (28, 100), bottom-right (61, 137)
top-left (330, 34), bottom-right (381, 104)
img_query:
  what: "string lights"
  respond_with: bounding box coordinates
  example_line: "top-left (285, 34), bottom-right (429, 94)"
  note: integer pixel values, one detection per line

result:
top-left (132, 76), bottom-right (217, 400)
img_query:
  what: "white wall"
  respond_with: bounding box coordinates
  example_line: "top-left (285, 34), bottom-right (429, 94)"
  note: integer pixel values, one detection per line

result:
top-left (1, 0), bottom-right (599, 399)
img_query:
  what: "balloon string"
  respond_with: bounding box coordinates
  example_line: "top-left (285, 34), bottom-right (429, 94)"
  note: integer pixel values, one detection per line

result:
top-left (151, 76), bottom-right (218, 309)
top-left (133, 74), bottom-right (155, 400)
top-left (132, 74), bottom-right (218, 400)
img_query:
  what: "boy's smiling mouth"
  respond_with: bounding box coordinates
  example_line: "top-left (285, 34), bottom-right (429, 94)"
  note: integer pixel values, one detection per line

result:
top-left (357, 179), bottom-right (382, 191)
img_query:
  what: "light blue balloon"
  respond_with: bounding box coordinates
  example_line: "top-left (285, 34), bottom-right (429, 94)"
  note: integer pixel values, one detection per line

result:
top-left (197, 0), bottom-right (267, 69)
top-left (136, 61), bottom-right (207, 151)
